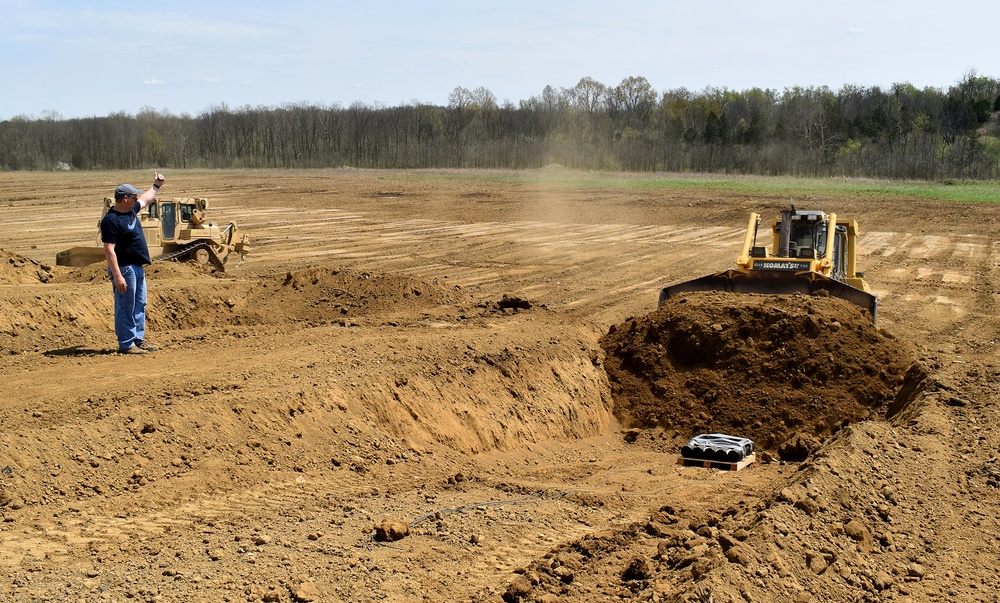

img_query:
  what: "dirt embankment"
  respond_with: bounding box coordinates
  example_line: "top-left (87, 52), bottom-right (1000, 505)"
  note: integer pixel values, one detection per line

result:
top-left (0, 250), bottom-right (614, 524)
top-left (1, 250), bottom-right (56, 283)
top-left (601, 291), bottom-right (919, 458)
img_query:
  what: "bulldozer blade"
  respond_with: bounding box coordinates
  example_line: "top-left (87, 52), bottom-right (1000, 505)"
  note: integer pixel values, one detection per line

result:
top-left (659, 270), bottom-right (878, 324)
top-left (55, 246), bottom-right (106, 268)
top-left (206, 245), bottom-right (227, 273)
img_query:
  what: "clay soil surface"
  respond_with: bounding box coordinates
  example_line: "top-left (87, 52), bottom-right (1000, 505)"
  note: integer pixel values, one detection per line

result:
top-left (1, 169), bottom-right (999, 602)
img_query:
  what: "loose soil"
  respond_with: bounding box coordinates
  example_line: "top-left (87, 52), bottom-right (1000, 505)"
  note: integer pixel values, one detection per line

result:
top-left (601, 291), bottom-right (917, 457)
top-left (0, 169), bottom-right (998, 603)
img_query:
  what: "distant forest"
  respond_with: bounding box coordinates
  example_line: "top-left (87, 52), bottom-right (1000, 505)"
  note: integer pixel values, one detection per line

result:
top-left (4, 72), bottom-right (1000, 179)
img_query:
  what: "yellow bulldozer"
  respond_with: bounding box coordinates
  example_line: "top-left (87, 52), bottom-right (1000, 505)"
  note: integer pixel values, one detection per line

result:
top-left (659, 206), bottom-right (878, 323)
top-left (56, 197), bottom-right (250, 272)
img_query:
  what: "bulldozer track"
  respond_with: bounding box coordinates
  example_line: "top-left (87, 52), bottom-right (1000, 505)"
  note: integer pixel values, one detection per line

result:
top-left (155, 240), bottom-right (209, 263)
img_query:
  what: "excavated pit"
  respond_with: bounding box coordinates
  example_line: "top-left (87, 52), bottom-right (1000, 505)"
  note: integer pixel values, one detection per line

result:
top-left (600, 290), bottom-right (922, 459)
top-left (3, 249), bottom-right (923, 463)
top-left (0, 251), bottom-right (614, 455)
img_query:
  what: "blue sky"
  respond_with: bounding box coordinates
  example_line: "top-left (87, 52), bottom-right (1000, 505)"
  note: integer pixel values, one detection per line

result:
top-left (3, 0), bottom-right (998, 119)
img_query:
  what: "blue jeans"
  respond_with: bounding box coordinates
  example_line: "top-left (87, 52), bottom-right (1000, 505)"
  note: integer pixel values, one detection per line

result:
top-left (110, 264), bottom-right (147, 351)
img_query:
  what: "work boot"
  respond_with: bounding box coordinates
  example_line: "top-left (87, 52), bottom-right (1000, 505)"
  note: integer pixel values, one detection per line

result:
top-left (120, 346), bottom-right (148, 355)
top-left (137, 342), bottom-right (159, 352)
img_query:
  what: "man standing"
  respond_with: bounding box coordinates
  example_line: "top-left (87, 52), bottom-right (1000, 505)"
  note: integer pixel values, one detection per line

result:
top-left (101, 172), bottom-right (165, 354)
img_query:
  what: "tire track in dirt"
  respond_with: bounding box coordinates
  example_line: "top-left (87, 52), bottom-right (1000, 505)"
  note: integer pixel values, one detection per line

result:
top-left (1, 441), bottom-right (707, 600)
top-left (869, 231), bottom-right (994, 335)
top-left (229, 207), bottom-right (750, 327)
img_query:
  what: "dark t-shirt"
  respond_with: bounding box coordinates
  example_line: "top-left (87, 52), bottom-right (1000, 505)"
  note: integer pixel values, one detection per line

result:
top-left (100, 205), bottom-right (152, 266)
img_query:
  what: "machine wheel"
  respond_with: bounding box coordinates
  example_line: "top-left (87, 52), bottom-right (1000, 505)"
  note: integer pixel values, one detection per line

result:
top-left (193, 247), bottom-right (211, 265)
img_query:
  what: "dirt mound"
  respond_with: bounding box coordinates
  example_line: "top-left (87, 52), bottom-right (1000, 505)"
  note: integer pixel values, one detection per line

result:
top-left (232, 266), bottom-right (464, 325)
top-left (600, 291), bottom-right (915, 455)
top-left (51, 262), bottom-right (224, 284)
top-left (1, 263), bottom-right (468, 353)
top-left (51, 261), bottom-right (110, 284)
top-left (0, 249), bottom-right (55, 283)
top-left (52, 258), bottom-right (218, 284)
top-left (145, 265), bottom-right (469, 335)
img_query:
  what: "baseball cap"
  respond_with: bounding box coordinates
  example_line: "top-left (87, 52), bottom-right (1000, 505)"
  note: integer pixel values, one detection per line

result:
top-left (115, 183), bottom-right (144, 199)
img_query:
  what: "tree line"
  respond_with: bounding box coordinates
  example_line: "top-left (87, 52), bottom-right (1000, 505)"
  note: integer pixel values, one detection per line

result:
top-left (3, 71), bottom-right (1000, 179)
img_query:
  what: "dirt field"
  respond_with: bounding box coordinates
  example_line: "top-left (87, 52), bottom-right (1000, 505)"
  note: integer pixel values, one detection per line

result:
top-left (1, 169), bottom-right (998, 603)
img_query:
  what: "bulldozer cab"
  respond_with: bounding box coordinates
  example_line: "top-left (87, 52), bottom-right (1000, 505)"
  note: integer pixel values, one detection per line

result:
top-left (147, 198), bottom-right (210, 243)
top-left (770, 209), bottom-right (859, 285)
top-left (777, 209), bottom-right (828, 260)
top-left (155, 201), bottom-right (175, 241)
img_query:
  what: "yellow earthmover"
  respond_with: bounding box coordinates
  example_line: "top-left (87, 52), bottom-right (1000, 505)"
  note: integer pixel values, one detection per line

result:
top-left (56, 197), bottom-right (250, 272)
top-left (659, 206), bottom-right (878, 323)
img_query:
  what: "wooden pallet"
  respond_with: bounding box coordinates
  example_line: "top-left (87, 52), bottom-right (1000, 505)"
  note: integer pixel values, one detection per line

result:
top-left (676, 453), bottom-right (755, 471)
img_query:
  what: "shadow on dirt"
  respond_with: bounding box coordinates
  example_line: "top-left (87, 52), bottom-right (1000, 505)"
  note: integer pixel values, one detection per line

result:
top-left (43, 346), bottom-right (116, 357)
